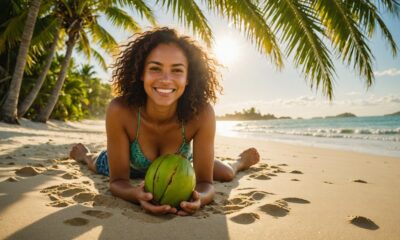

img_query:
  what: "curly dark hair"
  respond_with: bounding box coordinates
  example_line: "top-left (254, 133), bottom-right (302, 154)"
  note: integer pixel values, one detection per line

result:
top-left (112, 27), bottom-right (222, 122)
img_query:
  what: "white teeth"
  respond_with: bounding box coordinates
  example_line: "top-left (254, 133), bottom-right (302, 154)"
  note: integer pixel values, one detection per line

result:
top-left (156, 88), bottom-right (174, 93)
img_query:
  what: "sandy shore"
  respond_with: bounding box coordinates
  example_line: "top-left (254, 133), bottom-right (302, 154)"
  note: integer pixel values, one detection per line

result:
top-left (1, 119), bottom-right (399, 240)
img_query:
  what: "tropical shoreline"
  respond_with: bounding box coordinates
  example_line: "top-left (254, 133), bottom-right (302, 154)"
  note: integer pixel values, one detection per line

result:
top-left (1, 119), bottom-right (400, 239)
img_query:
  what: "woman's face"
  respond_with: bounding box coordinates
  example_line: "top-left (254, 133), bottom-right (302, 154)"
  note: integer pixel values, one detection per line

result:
top-left (142, 43), bottom-right (188, 108)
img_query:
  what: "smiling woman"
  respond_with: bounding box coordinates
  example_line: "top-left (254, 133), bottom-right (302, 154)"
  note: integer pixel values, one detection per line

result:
top-left (213, 35), bottom-right (241, 66)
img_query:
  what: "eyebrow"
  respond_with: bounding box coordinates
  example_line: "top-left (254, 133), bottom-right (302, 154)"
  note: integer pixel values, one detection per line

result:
top-left (147, 61), bottom-right (186, 67)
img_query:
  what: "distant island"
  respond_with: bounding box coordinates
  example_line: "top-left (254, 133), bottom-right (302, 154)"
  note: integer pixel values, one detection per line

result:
top-left (384, 111), bottom-right (400, 116)
top-left (325, 112), bottom-right (357, 118)
top-left (217, 109), bottom-right (398, 121)
top-left (216, 107), bottom-right (291, 121)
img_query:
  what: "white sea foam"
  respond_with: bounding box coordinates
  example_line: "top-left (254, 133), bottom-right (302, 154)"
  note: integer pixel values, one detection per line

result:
top-left (217, 115), bottom-right (400, 157)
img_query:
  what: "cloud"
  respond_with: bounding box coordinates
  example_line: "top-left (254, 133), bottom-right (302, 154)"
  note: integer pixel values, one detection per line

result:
top-left (374, 68), bottom-right (400, 77)
top-left (346, 91), bottom-right (361, 96)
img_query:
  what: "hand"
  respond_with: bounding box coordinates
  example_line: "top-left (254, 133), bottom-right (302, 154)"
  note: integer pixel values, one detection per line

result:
top-left (136, 182), bottom-right (177, 215)
top-left (176, 191), bottom-right (201, 216)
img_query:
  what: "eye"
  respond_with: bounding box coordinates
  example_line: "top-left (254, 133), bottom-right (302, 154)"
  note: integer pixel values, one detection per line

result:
top-left (172, 68), bottom-right (184, 73)
top-left (149, 66), bottom-right (161, 72)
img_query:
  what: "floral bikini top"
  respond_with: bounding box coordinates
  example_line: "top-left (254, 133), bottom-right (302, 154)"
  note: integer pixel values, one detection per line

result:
top-left (130, 109), bottom-right (192, 172)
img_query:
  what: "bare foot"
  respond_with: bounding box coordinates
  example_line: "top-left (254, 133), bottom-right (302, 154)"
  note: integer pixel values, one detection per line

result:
top-left (69, 143), bottom-right (91, 163)
top-left (237, 148), bottom-right (260, 171)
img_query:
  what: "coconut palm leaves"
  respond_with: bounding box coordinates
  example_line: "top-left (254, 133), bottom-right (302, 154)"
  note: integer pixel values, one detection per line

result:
top-left (35, 0), bottom-right (150, 122)
top-left (156, 0), bottom-right (213, 46)
top-left (206, 0), bottom-right (283, 67)
top-left (262, 0), bottom-right (335, 98)
top-left (260, 0), bottom-right (398, 98)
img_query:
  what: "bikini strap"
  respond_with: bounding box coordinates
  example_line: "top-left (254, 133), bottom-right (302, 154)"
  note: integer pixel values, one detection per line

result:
top-left (181, 121), bottom-right (187, 143)
top-left (135, 108), bottom-right (141, 140)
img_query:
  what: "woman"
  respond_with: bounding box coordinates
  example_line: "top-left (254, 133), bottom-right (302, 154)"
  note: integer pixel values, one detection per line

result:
top-left (70, 27), bottom-right (260, 216)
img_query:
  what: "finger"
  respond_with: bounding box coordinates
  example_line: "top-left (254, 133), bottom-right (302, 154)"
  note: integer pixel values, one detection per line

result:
top-left (140, 200), bottom-right (172, 214)
top-left (136, 190), bottom-right (152, 202)
top-left (176, 210), bottom-right (189, 216)
top-left (138, 181), bottom-right (145, 188)
top-left (192, 191), bottom-right (200, 200)
top-left (180, 200), bottom-right (200, 214)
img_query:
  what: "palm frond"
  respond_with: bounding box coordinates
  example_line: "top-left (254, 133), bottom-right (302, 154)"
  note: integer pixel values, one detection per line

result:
top-left (77, 30), bottom-right (91, 61)
top-left (157, 0), bottom-right (213, 46)
top-left (91, 48), bottom-right (108, 71)
top-left (206, 0), bottom-right (283, 67)
top-left (346, 0), bottom-right (397, 56)
top-left (262, 0), bottom-right (335, 98)
top-left (377, 0), bottom-right (400, 16)
top-left (30, 16), bottom-right (60, 48)
top-left (314, 0), bottom-right (374, 87)
top-left (112, 0), bottom-right (157, 26)
top-left (88, 20), bottom-right (118, 55)
top-left (104, 6), bottom-right (141, 32)
top-left (0, 11), bottom-right (27, 53)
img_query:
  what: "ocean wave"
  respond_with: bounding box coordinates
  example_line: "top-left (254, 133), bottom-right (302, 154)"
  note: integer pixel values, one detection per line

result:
top-left (231, 127), bottom-right (400, 142)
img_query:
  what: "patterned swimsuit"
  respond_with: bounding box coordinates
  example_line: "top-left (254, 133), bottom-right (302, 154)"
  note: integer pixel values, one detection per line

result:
top-left (95, 109), bottom-right (192, 178)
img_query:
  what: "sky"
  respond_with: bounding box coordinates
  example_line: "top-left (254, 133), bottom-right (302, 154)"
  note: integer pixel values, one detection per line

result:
top-left (84, 3), bottom-right (400, 119)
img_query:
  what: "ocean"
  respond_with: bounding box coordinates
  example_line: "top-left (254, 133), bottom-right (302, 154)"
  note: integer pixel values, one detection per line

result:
top-left (216, 115), bottom-right (400, 157)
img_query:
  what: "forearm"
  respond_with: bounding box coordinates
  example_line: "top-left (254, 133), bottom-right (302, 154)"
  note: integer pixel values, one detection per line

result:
top-left (195, 182), bottom-right (215, 206)
top-left (109, 179), bottom-right (139, 203)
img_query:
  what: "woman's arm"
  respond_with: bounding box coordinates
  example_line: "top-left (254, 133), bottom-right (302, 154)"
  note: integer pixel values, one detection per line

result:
top-left (106, 100), bottom-right (139, 201)
top-left (106, 100), bottom-right (176, 214)
top-left (177, 104), bottom-right (216, 215)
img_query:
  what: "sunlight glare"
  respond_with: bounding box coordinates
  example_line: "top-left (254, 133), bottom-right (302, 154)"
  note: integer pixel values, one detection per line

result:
top-left (213, 36), bottom-right (240, 66)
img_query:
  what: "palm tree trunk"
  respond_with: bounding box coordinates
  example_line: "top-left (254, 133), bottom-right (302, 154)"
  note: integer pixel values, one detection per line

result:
top-left (34, 34), bottom-right (77, 123)
top-left (0, 0), bottom-right (41, 124)
top-left (18, 29), bottom-right (60, 118)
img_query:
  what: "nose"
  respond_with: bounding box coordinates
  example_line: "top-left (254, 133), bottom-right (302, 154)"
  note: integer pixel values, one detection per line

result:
top-left (160, 71), bottom-right (172, 82)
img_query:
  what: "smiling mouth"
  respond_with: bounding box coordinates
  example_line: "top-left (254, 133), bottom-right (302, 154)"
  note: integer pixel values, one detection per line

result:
top-left (154, 88), bottom-right (176, 94)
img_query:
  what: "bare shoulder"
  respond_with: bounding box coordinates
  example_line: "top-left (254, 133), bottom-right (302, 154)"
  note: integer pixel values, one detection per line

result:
top-left (107, 97), bottom-right (138, 115)
top-left (106, 97), bottom-right (139, 127)
top-left (196, 103), bottom-right (215, 121)
top-left (189, 103), bottom-right (215, 130)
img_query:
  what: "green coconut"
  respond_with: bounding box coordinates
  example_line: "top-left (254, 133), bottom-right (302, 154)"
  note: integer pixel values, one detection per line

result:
top-left (144, 154), bottom-right (196, 208)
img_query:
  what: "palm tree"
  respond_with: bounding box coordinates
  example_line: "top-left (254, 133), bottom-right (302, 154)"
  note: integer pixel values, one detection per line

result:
top-left (34, 0), bottom-right (155, 122)
top-left (17, 28), bottom-right (60, 117)
top-left (1, 0), bottom-right (399, 124)
top-left (0, 0), bottom-right (42, 124)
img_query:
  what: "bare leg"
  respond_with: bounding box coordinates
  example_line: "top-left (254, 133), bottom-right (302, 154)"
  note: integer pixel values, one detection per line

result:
top-left (213, 148), bottom-right (260, 182)
top-left (69, 143), bottom-right (98, 172)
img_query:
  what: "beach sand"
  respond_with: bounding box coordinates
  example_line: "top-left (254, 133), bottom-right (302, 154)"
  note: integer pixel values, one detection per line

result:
top-left (1, 119), bottom-right (399, 240)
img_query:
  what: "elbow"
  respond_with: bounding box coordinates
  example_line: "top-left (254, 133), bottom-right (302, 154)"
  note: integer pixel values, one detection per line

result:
top-left (219, 171), bottom-right (235, 182)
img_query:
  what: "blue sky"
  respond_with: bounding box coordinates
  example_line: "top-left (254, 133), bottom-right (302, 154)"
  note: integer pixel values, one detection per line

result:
top-left (85, 3), bottom-right (400, 118)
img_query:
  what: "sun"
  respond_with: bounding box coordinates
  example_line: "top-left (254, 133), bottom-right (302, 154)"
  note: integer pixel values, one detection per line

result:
top-left (213, 36), bottom-right (240, 66)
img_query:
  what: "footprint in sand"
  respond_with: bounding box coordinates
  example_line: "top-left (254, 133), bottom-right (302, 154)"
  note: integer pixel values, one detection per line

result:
top-left (259, 200), bottom-right (290, 218)
top-left (240, 190), bottom-right (273, 201)
top-left (4, 176), bottom-right (20, 182)
top-left (15, 166), bottom-right (44, 177)
top-left (64, 217), bottom-right (89, 226)
top-left (282, 197), bottom-right (310, 204)
top-left (61, 172), bottom-right (81, 180)
top-left (291, 178), bottom-right (300, 181)
top-left (290, 170), bottom-right (303, 174)
top-left (219, 191), bottom-right (272, 214)
top-left (324, 181), bottom-right (333, 184)
top-left (82, 210), bottom-right (113, 219)
top-left (348, 216), bottom-right (379, 230)
top-left (249, 173), bottom-right (271, 180)
top-left (41, 183), bottom-right (96, 207)
top-left (230, 212), bottom-right (260, 224)
top-left (352, 179), bottom-right (368, 184)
